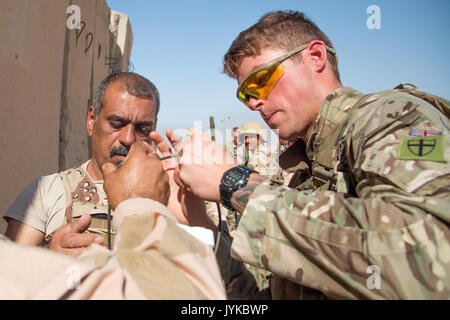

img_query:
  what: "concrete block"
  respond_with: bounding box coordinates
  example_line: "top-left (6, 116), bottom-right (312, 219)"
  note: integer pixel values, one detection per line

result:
top-left (59, 0), bottom-right (97, 171)
top-left (110, 11), bottom-right (133, 73)
top-left (60, 0), bottom-right (133, 169)
top-left (0, 0), bottom-right (68, 216)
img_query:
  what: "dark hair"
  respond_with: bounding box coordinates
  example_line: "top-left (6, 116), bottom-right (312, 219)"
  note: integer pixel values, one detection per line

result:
top-left (223, 10), bottom-right (340, 82)
top-left (93, 72), bottom-right (160, 120)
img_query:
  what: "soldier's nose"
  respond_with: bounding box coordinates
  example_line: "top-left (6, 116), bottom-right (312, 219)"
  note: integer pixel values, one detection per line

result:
top-left (247, 96), bottom-right (264, 111)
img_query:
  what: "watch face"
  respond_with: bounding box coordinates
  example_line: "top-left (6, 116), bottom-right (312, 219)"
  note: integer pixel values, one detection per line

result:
top-left (228, 170), bottom-right (242, 180)
top-left (221, 167), bottom-right (245, 187)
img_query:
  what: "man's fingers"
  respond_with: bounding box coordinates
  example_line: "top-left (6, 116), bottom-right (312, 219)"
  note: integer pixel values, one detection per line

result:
top-left (150, 131), bottom-right (171, 154)
top-left (94, 236), bottom-right (104, 245)
top-left (63, 233), bottom-right (102, 249)
top-left (102, 162), bottom-right (117, 178)
top-left (166, 130), bottom-right (183, 152)
top-left (128, 141), bottom-right (150, 157)
top-left (173, 166), bottom-right (184, 188)
top-left (142, 141), bottom-right (154, 154)
top-left (166, 130), bottom-right (185, 159)
top-left (72, 214), bottom-right (92, 233)
top-left (103, 143), bottom-right (149, 175)
top-left (121, 142), bottom-right (152, 167)
top-left (56, 247), bottom-right (85, 257)
top-left (149, 131), bottom-right (179, 170)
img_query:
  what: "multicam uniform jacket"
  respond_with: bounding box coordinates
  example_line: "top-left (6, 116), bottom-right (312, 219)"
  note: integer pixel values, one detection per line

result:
top-left (231, 86), bottom-right (450, 299)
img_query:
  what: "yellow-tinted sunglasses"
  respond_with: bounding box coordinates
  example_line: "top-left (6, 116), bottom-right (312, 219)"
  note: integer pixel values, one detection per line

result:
top-left (237, 43), bottom-right (337, 107)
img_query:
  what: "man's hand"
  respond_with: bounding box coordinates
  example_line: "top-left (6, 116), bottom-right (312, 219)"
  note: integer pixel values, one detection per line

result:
top-left (171, 132), bottom-right (237, 203)
top-left (150, 131), bottom-right (215, 229)
top-left (102, 142), bottom-right (170, 210)
top-left (48, 214), bottom-right (104, 256)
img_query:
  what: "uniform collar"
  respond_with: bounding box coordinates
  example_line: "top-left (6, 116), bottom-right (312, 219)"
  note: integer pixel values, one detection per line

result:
top-left (306, 87), bottom-right (364, 160)
top-left (278, 138), bottom-right (310, 172)
top-left (279, 87), bottom-right (364, 171)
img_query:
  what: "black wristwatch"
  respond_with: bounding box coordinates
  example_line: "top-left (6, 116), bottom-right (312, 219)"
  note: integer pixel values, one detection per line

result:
top-left (220, 166), bottom-right (257, 211)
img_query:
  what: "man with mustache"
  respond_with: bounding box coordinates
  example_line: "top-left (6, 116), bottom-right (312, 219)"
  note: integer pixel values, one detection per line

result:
top-left (0, 141), bottom-right (226, 299)
top-left (4, 71), bottom-right (257, 299)
top-left (4, 72), bottom-right (160, 254)
top-left (111, 144), bottom-right (131, 159)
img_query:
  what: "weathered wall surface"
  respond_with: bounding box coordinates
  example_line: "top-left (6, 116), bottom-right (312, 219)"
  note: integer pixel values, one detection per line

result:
top-left (109, 11), bottom-right (133, 74)
top-left (0, 0), bottom-right (133, 233)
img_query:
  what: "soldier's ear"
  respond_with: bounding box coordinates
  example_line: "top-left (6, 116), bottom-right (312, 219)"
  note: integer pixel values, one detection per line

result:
top-left (86, 106), bottom-right (95, 137)
top-left (307, 40), bottom-right (327, 73)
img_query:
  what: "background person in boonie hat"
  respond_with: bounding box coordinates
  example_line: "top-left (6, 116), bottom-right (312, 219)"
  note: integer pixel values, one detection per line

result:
top-left (239, 121), bottom-right (267, 151)
top-left (236, 121), bottom-right (278, 176)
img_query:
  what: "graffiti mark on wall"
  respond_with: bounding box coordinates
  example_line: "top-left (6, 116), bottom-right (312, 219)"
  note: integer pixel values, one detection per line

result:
top-left (66, 6), bottom-right (123, 70)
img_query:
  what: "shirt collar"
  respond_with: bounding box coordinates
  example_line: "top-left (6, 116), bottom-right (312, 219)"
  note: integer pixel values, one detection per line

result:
top-left (279, 87), bottom-right (364, 171)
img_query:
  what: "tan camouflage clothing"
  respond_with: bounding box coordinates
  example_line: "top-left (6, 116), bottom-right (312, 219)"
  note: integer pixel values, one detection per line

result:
top-left (224, 141), bottom-right (239, 160)
top-left (236, 144), bottom-right (279, 177)
top-left (59, 164), bottom-right (114, 246)
top-left (0, 198), bottom-right (226, 299)
top-left (205, 201), bottom-right (227, 227)
top-left (231, 86), bottom-right (450, 299)
top-left (236, 144), bottom-right (279, 293)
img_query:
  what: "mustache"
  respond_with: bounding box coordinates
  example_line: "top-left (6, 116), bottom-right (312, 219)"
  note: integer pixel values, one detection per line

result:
top-left (110, 145), bottom-right (130, 158)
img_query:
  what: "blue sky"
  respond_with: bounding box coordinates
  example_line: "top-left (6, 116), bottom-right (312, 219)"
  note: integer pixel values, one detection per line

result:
top-left (106, 0), bottom-right (450, 142)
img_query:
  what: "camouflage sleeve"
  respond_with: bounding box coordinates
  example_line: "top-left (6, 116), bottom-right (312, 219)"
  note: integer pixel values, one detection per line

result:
top-left (231, 95), bottom-right (450, 299)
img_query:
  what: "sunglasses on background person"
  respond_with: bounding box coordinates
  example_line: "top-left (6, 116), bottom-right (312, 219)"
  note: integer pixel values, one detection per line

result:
top-left (236, 42), bottom-right (337, 107)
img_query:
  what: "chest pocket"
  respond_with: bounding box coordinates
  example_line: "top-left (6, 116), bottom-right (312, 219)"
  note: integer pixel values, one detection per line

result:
top-left (71, 203), bottom-right (115, 248)
top-left (59, 168), bottom-right (115, 248)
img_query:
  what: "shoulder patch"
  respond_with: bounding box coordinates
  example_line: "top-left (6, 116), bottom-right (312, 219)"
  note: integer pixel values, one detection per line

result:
top-left (398, 135), bottom-right (445, 162)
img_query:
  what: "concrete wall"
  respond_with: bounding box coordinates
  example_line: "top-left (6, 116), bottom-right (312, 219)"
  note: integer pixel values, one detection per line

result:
top-left (0, 0), bottom-right (133, 233)
top-left (109, 11), bottom-right (133, 74)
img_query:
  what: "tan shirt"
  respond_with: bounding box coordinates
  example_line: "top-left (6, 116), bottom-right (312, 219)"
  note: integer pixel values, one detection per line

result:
top-left (4, 160), bottom-right (105, 237)
top-left (236, 144), bottom-right (279, 176)
top-left (0, 198), bottom-right (226, 300)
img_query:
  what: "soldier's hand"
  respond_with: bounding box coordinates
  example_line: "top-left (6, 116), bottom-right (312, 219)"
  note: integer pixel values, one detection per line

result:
top-left (102, 141), bottom-right (170, 210)
top-left (48, 214), bottom-right (104, 256)
top-left (150, 131), bottom-right (215, 229)
top-left (170, 132), bottom-right (237, 203)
